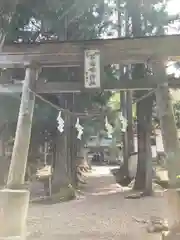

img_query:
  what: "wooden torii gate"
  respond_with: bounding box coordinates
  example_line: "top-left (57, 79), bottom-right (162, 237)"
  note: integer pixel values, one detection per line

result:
top-left (0, 34), bottom-right (180, 238)
top-left (0, 34), bottom-right (180, 94)
top-left (0, 35), bottom-right (179, 98)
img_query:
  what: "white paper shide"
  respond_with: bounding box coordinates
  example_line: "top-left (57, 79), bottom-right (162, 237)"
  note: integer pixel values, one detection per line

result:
top-left (84, 49), bottom-right (100, 88)
top-left (57, 111), bottom-right (64, 133)
top-left (75, 118), bottom-right (84, 140)
top-left (119, 112), bottom-right (128, 133)
top-left (105, 116), bottom-right (113, 138)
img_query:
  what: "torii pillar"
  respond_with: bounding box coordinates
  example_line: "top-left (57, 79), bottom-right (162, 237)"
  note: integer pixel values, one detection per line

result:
top-left (0, 62), bottom-right (39, 239)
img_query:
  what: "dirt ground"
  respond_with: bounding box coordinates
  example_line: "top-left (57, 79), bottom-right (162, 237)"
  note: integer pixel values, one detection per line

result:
top-left (27, 166), bottom-right (172, 240)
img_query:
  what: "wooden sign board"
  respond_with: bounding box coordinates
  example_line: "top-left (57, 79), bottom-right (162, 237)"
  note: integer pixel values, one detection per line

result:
top-left (36, 165), bottom-right (52, 180)
top-left (84, 49), bottom-right (100, 88)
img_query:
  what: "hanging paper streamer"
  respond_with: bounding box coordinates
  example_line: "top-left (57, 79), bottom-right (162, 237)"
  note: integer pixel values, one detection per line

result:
top-left (57, 111), bottom-right (64, 133)
top-left (119, 112), bottom-right (128, 133)
top-left (75, 118), bottom-right (84, 140)
top-left (105, 116), bottom-right (113, 138)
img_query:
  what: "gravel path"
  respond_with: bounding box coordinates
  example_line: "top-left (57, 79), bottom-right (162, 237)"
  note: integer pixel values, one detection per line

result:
top-left (27, 166), bottom-right (170, 240)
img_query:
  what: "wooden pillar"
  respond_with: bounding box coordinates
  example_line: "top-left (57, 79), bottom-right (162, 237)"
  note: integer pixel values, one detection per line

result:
top-left (7, 63), bottom-right (39, 188)
top-left (154, 63), bottom-right (180, 187)
top-left (154, 63), bottom-right (180, 237)
top-left (0, 63), bottom-right (39, 240)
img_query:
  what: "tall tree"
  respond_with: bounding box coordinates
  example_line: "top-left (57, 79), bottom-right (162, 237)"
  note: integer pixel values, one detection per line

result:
top-left (0, 0), bottom-right (19, 48)
top-left (124, 0), bottom-right (172, 194)
top-left (108, 0), bottom-right (177, 194)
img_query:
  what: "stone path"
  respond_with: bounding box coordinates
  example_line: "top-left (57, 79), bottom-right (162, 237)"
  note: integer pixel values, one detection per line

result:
top-left (27, 166), bottom-right (171, 240)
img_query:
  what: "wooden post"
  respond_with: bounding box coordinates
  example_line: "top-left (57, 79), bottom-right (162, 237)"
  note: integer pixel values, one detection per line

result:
top-left (153, 63), bottom-right (180, 237)
top-left (154, 63), bottom-right (180, 188)
top-left (0, 63), bottom-right (39, 240)
top-left (7, 63), bottom-right (39, 188)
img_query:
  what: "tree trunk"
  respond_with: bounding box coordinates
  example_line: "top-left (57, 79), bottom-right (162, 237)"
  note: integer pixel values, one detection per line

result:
top-left (144, 96), bottom-right (153, 195)
top-left (0, 1), bottom-right (18, 50)
top-left (77, 143), bottom-right (89, 169)
top-left (121, 91), bottom-right (129, 176)
top-left (63, 110), bottom-right (76, 188)
top-left (128, 1), bottom-right (154, 191)
top-left (128, 2), bottom-right (146, 190)
top-left (51, 130), bottom-right (75, 200)
top-left (51, 94), bottom-right (76, 199)
top-left (127, 91), bottom-right (134, 155)
top-left (66, 94), bottom-right (78, 188)
top-left (52, 132), bottom-right (70, 193)
top-left (134, 94), bottom-right (146, 190)
top-left (134, 92), bottom-right (153, 192)
top-left (117, 0), bottom-right (129, 176)
top-left (69, 117), bottom-right (78, 187)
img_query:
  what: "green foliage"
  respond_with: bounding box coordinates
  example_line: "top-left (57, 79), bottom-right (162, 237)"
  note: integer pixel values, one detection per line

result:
top-left (1, 0), bottom-right (115, 142)
top-left (173, 101), bottom-right (180, 128)
top-left (0, 95), bottom-right (19, 123)
top-left (3, 0), bottom-right (179, 143)
top-left (0, 0), bottom-right (19, 46)
top-left (108, 92), bottom-right (120, 111)
top-left (6, 0), bottom-right (109, 42)
top-left (172, 90), bottom-right (180, 128)
top-left (108, 92), bottom-right (136, 118)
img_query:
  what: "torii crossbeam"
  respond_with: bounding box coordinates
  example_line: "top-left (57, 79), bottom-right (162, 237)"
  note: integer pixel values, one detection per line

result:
top-left (0, 34), bottom-right (180, 68)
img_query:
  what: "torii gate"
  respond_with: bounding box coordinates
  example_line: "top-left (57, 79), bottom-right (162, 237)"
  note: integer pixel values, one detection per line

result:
top-left (0, 34), bottom-right (180, 238)
top-left (0, 35), bottom-right (180, 94)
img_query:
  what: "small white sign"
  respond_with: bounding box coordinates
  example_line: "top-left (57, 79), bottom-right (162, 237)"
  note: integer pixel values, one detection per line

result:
top-left (84, 49), bottom-right (100, 88)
